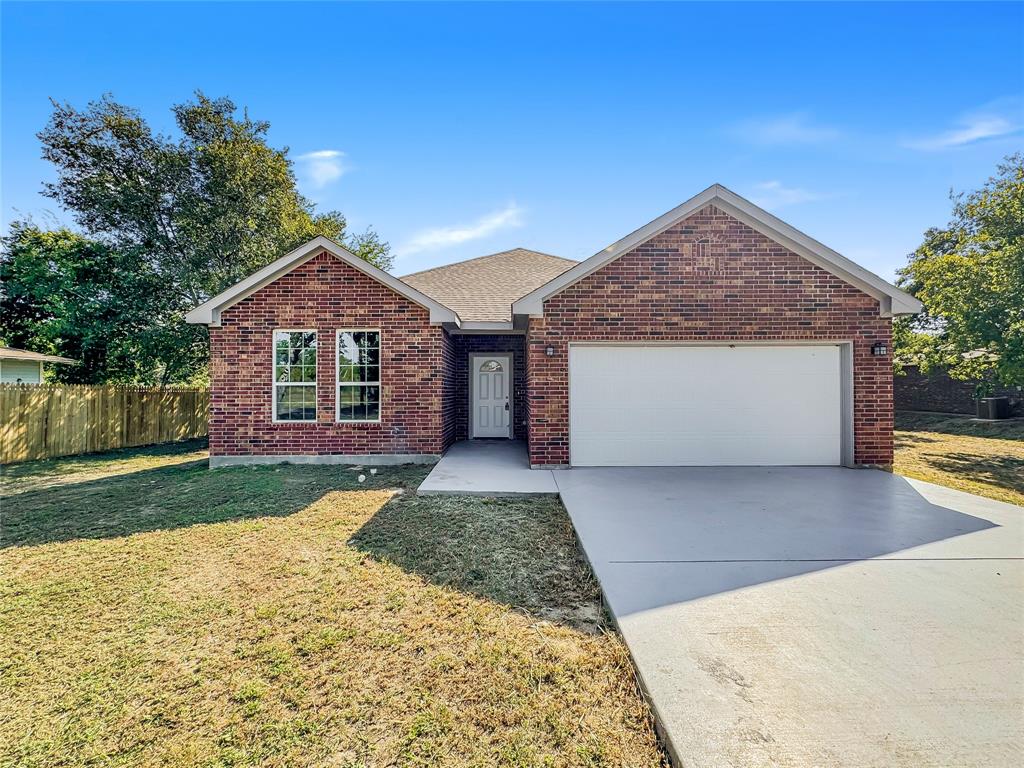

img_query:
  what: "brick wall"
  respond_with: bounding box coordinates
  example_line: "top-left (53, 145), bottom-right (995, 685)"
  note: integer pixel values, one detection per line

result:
top-left (895, 365), bottom-right (1023, 415)
top-left (440, 331), bottom-right (457, 449)
top-left (526, 204), bottom-right (894, 467)
top-left (210, 251), bottom-right (447, 457)
top-left (449, 334), bottom-right (527, 440)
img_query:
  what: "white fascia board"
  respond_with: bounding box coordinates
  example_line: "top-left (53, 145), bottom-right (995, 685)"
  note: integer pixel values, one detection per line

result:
top-left (458, 321), bottom-right (515, 331)
top-left (450, 321), bottom-right (521, 335)
top-left (185, 236), bottom-right (461, 327)
top-left (512, 184), bottom-right (922, 318)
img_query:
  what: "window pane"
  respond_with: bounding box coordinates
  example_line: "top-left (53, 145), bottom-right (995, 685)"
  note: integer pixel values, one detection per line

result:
top-left (276, 385), bottom-right (316, 421)
top-left (302, 365), bottom-right (316, 383)
top-left (362, 346), bottom-right (380, 367)
top-left (362, 365), bottom-right (380, 383)
top-left (352, 331), bottom-right (376, 349)
top-left (338, 384), bottom-right (380, 421)
top-left (338, 332), bottom-right (359, 367)
top-left (480, 360), bottom-right (503, 372)
top-left (364, 400), bottom-right (380, 422)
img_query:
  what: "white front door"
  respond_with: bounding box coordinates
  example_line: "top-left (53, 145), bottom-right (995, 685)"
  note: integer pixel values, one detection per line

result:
top-left (472, 354), bottom-right (511, 438)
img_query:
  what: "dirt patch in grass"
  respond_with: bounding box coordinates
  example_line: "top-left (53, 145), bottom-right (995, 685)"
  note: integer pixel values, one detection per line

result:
top-left (895, 411), bottom-right (1024, 506)
top-left (1, 448), bottom-right (666, 766)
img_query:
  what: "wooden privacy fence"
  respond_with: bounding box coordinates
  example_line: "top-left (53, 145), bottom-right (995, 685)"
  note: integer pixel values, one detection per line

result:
top-left (0, 384), bottom-right (209, 464)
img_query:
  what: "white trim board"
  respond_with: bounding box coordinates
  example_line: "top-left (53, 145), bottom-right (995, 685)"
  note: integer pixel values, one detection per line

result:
top-left (185, 236), bottom-right (460, 327)
top-left (512, 184), bottom-right (922, 319)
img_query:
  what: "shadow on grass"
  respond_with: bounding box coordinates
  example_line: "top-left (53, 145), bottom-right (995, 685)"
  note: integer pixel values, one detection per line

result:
top-left (350, 493), bottom-right (607, 633)
top-left (896, 411), bottom-right (1024, 440)
top-left (923, 452), bottom-right (1024, 496)
top-left (894, 433), bottom-right (941, 447)
top-left (1, 457), bottom-right (430, 549)
top-left (1, 439), bottom-right (210, 484)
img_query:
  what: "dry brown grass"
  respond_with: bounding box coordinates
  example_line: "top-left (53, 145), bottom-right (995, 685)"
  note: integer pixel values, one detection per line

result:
top-left (894, 411), bottom-right (1024, 506)
top-left (1, 448), bottom-right (666, 767)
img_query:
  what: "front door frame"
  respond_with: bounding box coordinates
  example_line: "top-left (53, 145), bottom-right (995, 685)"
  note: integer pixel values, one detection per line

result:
top-left (469, 352), bottom-right (514, 439)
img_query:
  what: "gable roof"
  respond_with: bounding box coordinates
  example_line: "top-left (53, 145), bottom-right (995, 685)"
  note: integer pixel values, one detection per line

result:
top-left (401, 248), bottom-right (577, 323)
top-left (0, 346), bottom-right (77, 365)
top-left (512, 184), bottom-right (923, 318)
top-left (185, 236), bottom-right (460, 327)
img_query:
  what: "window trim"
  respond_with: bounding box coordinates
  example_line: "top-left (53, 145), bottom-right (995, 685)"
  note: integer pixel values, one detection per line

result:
top-left (272, 328), bottom-right (319, 424)
top-left (335, 328), bottom-right (383, 424)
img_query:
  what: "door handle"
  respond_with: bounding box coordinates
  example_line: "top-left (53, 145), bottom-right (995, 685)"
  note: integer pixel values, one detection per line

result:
top-left (504, 401), bottom-right (509, 411)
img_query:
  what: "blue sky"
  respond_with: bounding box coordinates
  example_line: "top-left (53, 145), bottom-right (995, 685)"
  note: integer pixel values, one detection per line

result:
top-left (2, 2), bottom-right (1022, 281)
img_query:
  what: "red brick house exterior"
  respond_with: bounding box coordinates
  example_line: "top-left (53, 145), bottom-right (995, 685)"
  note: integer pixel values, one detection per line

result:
top-left (524, 205), bottom-right (894, 467)
top-left (187, 185), bottom-right (920, 470)
top-left (209, 252), bottom-right (450, 460)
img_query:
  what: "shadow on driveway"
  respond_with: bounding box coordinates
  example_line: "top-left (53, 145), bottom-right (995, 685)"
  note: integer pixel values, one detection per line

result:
top-left (555, 467), bottom-right (1002, 616)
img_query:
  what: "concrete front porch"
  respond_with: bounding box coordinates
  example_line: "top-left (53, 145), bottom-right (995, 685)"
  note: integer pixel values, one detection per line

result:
top-left (417, 440), bottom-right (557, 496)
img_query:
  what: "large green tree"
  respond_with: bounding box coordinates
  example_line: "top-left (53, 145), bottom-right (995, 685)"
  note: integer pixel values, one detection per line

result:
top-left (0, 223), bottom-right (169, 383)
top-left (896, 154), bottom-right (1024, 389)
top-left (20, 92), bottom-right (390, 383)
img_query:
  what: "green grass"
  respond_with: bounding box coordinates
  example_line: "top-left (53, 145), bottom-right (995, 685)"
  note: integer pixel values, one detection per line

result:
top-left (895, 411), bottom-right (1024, 506)
top-left (1, 444), bottom-right (665, 767)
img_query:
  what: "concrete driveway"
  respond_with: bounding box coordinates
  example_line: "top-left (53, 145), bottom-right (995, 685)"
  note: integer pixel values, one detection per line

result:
top-left (555, 467), bottom-right (1023, 768)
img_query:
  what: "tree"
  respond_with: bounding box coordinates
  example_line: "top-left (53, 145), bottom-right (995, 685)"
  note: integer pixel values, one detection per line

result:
top-left (30, 92), bottom-right (391, 383)
top-left (0, 223), bottom-right (170, 383)
top-left (896, 154), bottom-right (1024, 390)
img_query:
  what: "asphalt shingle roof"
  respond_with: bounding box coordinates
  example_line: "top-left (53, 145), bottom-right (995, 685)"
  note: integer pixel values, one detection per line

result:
top-left (400, 248), bottom-right (577, 322)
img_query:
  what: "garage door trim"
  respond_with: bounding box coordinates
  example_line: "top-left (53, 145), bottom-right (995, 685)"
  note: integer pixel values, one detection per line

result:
top-left (567, 340), bottom-right (855, 467)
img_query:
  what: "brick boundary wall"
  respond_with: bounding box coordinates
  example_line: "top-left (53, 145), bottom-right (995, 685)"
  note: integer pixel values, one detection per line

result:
top-left (894, 365), bottom-right (1022, 415)
top-left (210, 251), bottom-right (447, 457)
top-left (526, 204), bottom-right (894, 468)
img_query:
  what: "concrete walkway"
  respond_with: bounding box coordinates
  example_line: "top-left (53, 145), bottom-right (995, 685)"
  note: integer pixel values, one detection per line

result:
top-left (555, 467), bottom-right (1024, 768)
top-left (417, 440), bottom-right (557, 496)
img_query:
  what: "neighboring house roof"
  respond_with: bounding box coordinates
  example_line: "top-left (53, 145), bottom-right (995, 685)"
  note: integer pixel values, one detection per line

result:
top-left (401, 248), bottom-right (577, 323)
top-left (513, 184), bottom-right (923, 319)
top-left (0, 346), bottom-right (77, 364)
top-left (185, 236), bottom-right (460, 327)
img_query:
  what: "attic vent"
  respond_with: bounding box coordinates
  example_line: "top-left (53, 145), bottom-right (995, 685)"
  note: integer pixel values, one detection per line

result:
top-left (692, 237), bottom-right (726, 275)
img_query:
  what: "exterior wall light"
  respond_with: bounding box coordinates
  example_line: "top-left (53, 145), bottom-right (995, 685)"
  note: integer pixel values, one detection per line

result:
top-left (545, 345), bottom-right (555, 357)
top-left (871, 341), bottom-right (888, 357)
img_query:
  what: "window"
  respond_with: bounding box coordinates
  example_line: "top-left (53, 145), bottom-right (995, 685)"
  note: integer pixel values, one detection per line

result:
top-left (336, 330), bottom-right (381, 422)
top-left (479, 359), bottom-right (503, 372)
top-left (273, 330), bottom-right (317, 421)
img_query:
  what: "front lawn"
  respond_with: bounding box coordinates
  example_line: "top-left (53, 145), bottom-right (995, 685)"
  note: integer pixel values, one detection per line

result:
top-left (895, 411), bottom-right (1024, 506)
top-left (0, 444), bottom-right (665, 767)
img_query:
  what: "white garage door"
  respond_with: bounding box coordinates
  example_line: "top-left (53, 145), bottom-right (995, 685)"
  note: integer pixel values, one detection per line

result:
top-left (569, 345), bottom-right (842, 466)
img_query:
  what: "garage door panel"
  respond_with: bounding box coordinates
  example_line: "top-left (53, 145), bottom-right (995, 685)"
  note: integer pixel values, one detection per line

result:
top-left (569, 345), bottom-right (842, 466)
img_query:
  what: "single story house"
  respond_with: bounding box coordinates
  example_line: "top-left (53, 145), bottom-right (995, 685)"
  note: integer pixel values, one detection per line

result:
top-left (186, 184), bottom-right (921, 469)
top-left (0, 347), bottom-right (77, 384)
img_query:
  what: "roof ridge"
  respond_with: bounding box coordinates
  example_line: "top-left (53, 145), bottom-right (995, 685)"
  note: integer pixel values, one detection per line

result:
top-left (399, 247), bottom-right (576, 280)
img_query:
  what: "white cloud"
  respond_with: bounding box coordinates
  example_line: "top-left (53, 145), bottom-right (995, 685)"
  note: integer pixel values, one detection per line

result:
top-left (748, 180), bottom-right (824, 210)
top-left (731, 112), bottom-right (841, 145)
top-left (295, 149), bottom-right (346, 189)
top-left (905, 102), bottom-right (1020, 150)
top-left (398, 203), bottom-right (524, 257)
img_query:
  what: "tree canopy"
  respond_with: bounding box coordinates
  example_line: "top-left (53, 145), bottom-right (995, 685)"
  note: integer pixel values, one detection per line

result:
top-left (1, 92), bottom-right (390, 384)
top-left (896, 154), bottom-right (1024, 389)
top-left (0, 223), bottom-right (169, 383)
